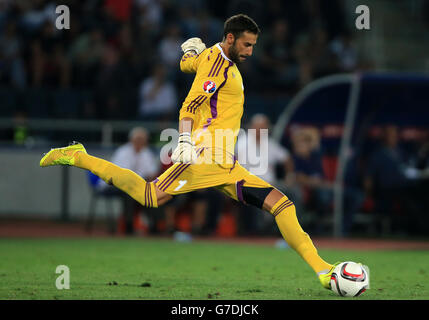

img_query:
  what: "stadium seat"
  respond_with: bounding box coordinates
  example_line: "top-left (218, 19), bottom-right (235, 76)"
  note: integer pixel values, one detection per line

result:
top-left (215, 211), bottom-right (237, 237)
top-left (322, 155), bottom-right (338, 182)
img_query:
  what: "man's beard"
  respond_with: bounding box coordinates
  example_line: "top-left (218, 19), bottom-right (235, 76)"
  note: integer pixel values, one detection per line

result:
top-left (229, 41), bottom-right (241, 65)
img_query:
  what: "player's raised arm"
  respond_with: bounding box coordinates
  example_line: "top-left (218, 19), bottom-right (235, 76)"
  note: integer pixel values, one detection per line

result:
top-left (171, 38), bottom-right (206, 164)
top-left (179, 38), bottom-right (206, 73)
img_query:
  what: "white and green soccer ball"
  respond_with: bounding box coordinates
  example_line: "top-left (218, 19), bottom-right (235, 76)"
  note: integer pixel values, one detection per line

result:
top-left (330, 262), bottom-right (369, 297)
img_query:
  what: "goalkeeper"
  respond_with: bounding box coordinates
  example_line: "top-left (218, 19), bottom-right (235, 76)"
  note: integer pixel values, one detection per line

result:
top-left (40, 14), bottom-right (337, 290)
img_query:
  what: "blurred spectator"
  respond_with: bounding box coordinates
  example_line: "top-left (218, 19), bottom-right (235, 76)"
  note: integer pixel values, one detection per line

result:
top-left (294, 27), bottom-right (338, 87)
top-left (259, 19), bottom-right (298, 89)
top-left (29, 20), bottom-right (71, 87)
top-left (195, 10), bottom-right (223, 46)
top-left (177, 5), bottom-right (199, 39)
top-left (300, 0), bottom-right (346, 38)
top-left (235, 114), bottom-right (299, 235)
top-left (135, 0), bottom-right (163, 35)
top-left (329, 31), bottom-right (358, 72)
top-left (68, 27), bottom-right (105, 87)
top-left (98, 127), bottom-right (160, 235)
top-left (19, 0), bottom-right (57, 34)
top-left (95, 44), bottom-right (136, 119)
top-left (302, 0), bottom-right (324, 31)
top-left (365, 125), bottom-right (411, 191)
top-left (112, 127), bottom-right (159, 179)
top-left (158, 23), bottom-right (184, 70)
top-left (0, 21), bottom-right (26, 87)
top-left (261, 0), bottom-right (287, 26)
top-left (138, 64), bottom-right (177, 121)
top-left (116, 23), bottom-right (135, 59)
top-left (237, 114), bottom-right (294, 186)
top-left (291, 126), bottom-right (364, 235)
top-left (364, 125), bottom-right (429, 234)
top-left (292, 127), bottom-right (326, 186)
top-left (291, 127), bottom-right (332, 226)
top-left (0, 0), bottom-right (367, 125)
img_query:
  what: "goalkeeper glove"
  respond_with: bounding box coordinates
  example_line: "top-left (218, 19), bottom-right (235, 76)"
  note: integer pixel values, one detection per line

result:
top-left (181, 37), bottom-right (206, 55)
top-left (171, 133), bottom-right (198, 164)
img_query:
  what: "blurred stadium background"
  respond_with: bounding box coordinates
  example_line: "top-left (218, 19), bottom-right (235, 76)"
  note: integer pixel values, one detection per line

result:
top-left (1, 0), bottom-right (429, 241)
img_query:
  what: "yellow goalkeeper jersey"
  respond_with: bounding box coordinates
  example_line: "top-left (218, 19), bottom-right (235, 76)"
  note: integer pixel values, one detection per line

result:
top-left (179, 43), bottom-right (244, 167)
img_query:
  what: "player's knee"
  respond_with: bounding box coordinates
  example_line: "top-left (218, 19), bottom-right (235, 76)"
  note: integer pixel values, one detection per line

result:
top-left (241, 186), bottom-right (274, 209)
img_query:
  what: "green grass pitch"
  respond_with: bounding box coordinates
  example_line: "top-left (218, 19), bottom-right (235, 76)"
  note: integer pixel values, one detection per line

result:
top-left (1, 238), bottom-right (428, 300)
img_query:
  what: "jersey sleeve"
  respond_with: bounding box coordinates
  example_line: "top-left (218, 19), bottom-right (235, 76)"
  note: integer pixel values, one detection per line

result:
top-left (179, 51), bottom-right (230, 121)
top-left (180, 52), bottom-right (203, 74)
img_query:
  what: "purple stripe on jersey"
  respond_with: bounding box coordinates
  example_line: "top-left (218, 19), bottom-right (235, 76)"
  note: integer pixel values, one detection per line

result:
top-left (186, 95), bottom-right (203, 113)
top-left (208, 53), bottom-right (221, 77)
top-left (191, 96), bottom-right (207, 113)
top-left (210, 55), bottom-right (223, 77)
top-left (186, 97), bottom-right (196, 113)
top-left (209, 55), bottom-right (223, 78)
top-left (214, 59), bottom-right (225, 77)
top-left (189, 95), bottom-right (205, 113)
top-left (212, 56), bottom-right (225, 77)
top-left (191, 97), bottom-right (207, 114)
top-left (207, 54), bottom-right (220, 77)
top-left (236, 179), bottom-right (245, 203)
top-left (209, 61), bottom-right (233, 119)
top-left (202, 118), bottom-right (212, 130)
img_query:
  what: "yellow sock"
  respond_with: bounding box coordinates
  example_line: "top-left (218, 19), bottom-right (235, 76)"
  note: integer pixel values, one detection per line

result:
top-left (74, 152), bottom-right (157, 208)
top-left (271, 196), bottom-right (331, 274)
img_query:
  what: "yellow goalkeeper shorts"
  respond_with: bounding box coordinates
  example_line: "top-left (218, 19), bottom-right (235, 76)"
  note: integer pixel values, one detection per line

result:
top-left (154, 150), bottom-right (272, 202)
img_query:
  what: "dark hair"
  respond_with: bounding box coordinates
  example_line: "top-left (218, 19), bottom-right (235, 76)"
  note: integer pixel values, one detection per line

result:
top-left (223, 14), bottom-right (260, 40)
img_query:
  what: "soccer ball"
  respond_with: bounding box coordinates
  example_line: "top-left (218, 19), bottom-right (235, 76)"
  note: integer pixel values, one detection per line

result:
top-left (330, 262), bottom-right (369, 297)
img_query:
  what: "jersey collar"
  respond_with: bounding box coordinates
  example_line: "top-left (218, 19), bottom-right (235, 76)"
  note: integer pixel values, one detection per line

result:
top-left (216, 43), bottom-right (233, 63)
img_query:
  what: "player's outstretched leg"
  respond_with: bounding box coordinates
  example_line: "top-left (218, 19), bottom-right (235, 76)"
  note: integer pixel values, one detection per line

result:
top-left (40, 141), bottom-right (161, 208)
top-left (263, 189), bottom-right (336, 289)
